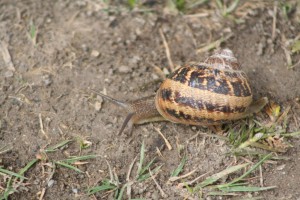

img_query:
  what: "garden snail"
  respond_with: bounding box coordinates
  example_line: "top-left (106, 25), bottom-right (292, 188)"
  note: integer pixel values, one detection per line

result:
top-left (95, 49), bottom-right (268, 134)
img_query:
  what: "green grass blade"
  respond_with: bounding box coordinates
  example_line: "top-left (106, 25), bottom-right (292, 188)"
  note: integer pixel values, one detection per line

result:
top-left (282, 131), bottom-right (300, 137)
top-left (0, 167), bottom-right (27, 179)
top-left (220, 185), bottom-right (276, 192)
top-left (60, 155), bottom-right (97, 164)
top-left (29, 24), bottom-right (36, 39)
top-left (45, 139), bottom-right (73, 152)
top-left (1, 187), bottom-right (16, 200)
top-left (18, 159), bottom-right (38, 176)
top-left (16, 159), bottom-right (39, 182)
top-left (137, 141), bottom-right (145, 176)
top-left (137, 165), bottom-right (162, 182)
top-left (196, 163), bottom-right (249, 188)
top-left (226, 0), bottom-right (240, 14)
top-left (207, 191), bottom-right (239, 196)
top-left (237, 133), bottom-right (264, 150)
top-left (139, 158), bottom-right (156, 177)
top-left (171, 155), bottom-right (187, 177)
top-left (224, 153), bottom-right (272, 186)
top-left (87, 181), bottom-right (117, 195)
top-left (117, 183), bottom-right (127, 200)
top-left (55, 161), bottom-right (83, 173)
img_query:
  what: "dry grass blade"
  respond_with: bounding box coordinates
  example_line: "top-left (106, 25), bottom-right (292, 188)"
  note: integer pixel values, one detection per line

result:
top-left (196, 163), bottom-right (249, 188)
top-left (159, 28), bottom-right (175, 72)
top-left (272, 1), bottom-right (278, 41)
top-left (38, 188), bottom-right (46, 200)
top-left (178, 170), bottom-right (211, 188)
top-left (149, 168), bottom-right (167, 198)
top-left (169, 168), bottom-right (197, 182)
top-left (0, 145), bottom-right (12, 155)
top-left (281, 34), bottom-right (293, 67)
top-left (126, 156), bottom-right (137, 182)
top-left (197, 33), bottom-right (233, 54)
top-left (154, 127), bottom-right (172, 150)
top-left (39, 113), bottom-right (49, 139)
top-left (0, 41), bottom-right (15, 71)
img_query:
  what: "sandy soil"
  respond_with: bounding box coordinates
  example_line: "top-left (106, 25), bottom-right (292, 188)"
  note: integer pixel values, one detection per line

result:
top-left (0, 0), bottom-right (300, 199)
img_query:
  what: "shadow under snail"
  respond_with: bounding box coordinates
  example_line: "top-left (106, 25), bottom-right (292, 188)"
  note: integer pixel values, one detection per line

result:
top-left (94, 49), bottom-right (268, 134)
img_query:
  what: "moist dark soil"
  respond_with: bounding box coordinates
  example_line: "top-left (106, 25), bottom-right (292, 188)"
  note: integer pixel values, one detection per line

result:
top-left (0, 1), bottom-right (300, 200)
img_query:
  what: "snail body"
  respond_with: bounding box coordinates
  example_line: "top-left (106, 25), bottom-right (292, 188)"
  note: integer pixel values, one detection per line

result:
top-left (96, 49), bottom-right (268, 134)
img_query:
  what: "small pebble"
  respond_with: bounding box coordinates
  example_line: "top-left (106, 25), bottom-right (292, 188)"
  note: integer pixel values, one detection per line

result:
top-left (151, 73), bottom-right (159, 80)
top-left (91, 50), bottom-right (100, 57)
top-left (81, 44), bottom-right (89, 52)
top-left (72, 188), bottom-right (78, 194)
top-left (129, 55), bottom-right (140, 65)
top-left (276, 164), bottom-right (286, 171)
top-left (163, 68), bottom-right (170, 75)
top-left (42, 74), bottom-right (52, 86)
top-left (118, 65), bottom-right (131, 73)
top-left (94, 100), bottom-right (102, 111)
top-left (47, 179), bottom-right (55, 187)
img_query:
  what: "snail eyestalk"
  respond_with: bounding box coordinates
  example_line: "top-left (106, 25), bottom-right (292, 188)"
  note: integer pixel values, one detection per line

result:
top-left (92, 90), bottom-right (128, 109)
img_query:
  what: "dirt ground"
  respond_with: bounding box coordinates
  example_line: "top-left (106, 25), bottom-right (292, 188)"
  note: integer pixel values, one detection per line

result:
top-left (0, 0), bottom-right (300, 199)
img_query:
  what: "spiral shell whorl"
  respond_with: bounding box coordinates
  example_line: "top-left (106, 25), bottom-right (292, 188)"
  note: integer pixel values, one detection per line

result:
top-left (204, 48), bottom-right (240, 71)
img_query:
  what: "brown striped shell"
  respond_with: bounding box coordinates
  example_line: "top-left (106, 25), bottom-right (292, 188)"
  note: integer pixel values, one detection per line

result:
top-left (155, 49), bottom-right (253, 126)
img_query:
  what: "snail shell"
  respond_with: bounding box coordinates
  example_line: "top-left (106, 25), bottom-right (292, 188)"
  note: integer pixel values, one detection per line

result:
top-left (155, 49), bottom-right (253, 126)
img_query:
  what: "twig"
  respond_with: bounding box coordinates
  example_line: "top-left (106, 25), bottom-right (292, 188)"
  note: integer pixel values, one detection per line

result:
top-left (272, 1), bottom-right (278, 41)
top-left (281, 34), bottom-right (292, 67)
top-left (126, 156), bottom-right (137, 181)
top-left (156, 147), bottom-right (163, 157)
top-left (0, 145), bottom-right (12, 155)
top-left (39, 113), bottom-right (49, 139)
top-left (151, 63), bottom-right (166, 80)
top-left (0, 41), bottom-right (15, 71)
top-left (187, 133), bottom-right (200, 142)
top-left (159, 28), bottom-right (175, 72)
top-left (149, 168), bottom-right (167, 198)
top-left (169, 168), bottom-right (198, 182)
top-left (197, 131), bottom-right (229, 141)
top-left (288, 59), bottom-right (300, 69)
top-left (276, 105), bottom-right (291, 124)
top-left (197, 33), bottom-right (233, 54)
top-left (259, 165), bottom-right (264, 187)
top-left (154, 127), bottom-right (172, 150)
top-left (177, 170), bottom-right (212, 188)
top-left (38, 187), bottom-right (46, 200)
top-left (184, 13), bottom-right (209, 18)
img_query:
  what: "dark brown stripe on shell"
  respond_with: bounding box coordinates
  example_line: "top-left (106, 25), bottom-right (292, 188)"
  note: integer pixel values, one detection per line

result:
top-left (169, 67), bottom-right (190, 84)
top-left (165, 108), bottom-right (227, 125)
top-left (231, 81), bottom-right (251, 96)
top-left (173, 91), bottom-right (246, 113)
top-left (188, 70), bottom-right (232, 96)
top-left (160, 88), bottom-right (172, 101)
top-left (174, 65), bottom-right (251, 97)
